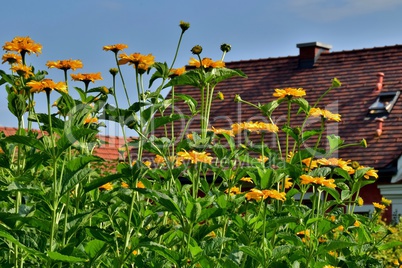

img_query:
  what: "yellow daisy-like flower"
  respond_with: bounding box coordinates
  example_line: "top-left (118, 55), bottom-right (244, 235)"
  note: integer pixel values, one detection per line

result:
top-left (177, 150), bottom-right (213, 165)
top-left (103, 43), bottom-right (128, 53)
top-left (373, 202), bottom-right (386, 210)
top-left (302, 157), bottom-right (318, 170)
top-left (71, 73), bottom-right (103, 84)
top-left (118, 53), bottom-right (155, 72)
top-left (2, 53), bottom-right (22, 64)
top-left (317, 158), bottom-right (354, 174)
top-left (300, 174), bottom-right (336, 189)
top-left (10, 64), bottom-right (34, 79)
top-left (357, 197), bottom-right (364, 206)
top-left (273, 87), bottom-right (306, 99)
top-left (209, 126), bottom-right (234, 137)
top-left (240, 177), bottom-right (253, 183)
top-left (99, 182), bottom-right (113, 191)
top-left (188, 57), bottom-right (225, 69)
top-left (154, 155), bottom-right (165, 165)
top-left (143, 161), bottom-right (152, 168)
top-left (257, 155), bottom-right (269, 163)
top-left (136, 181), bottom-right (145, 189)
top-left (84, 115), bottom-right (98, 125)
top-left (281, 177), bottom-right (293, 189)
top-left (244, 189), bottom-right (264, 201)
top-left (245, 188), bottom-right (286, 201)
top-left (46, 59), bottom-right (83, 71)
top-left (381, 197), bottom-right (392, 206)
top-left (231, 121), bottom-right (279, 135)
top-left (121, 182), bottom-right (129, 188)
top-left (26, 79), bottom-right (67, 94)
top-left (3, 36), bottom-right (42, 55)
top-left (357, 166), bottom-right (379, 180)
top-left (353, 220), bottom-right (361, 227)
top-left (309, 107), bottom-right (341, 122)
top-left (225, 186), bottom-right (241, 195)
top-left (169, 66), bottom-right (186, 77)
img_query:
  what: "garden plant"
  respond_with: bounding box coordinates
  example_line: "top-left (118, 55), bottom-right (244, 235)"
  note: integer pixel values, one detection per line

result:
top-left (0, 21), bottom-right (401, 267)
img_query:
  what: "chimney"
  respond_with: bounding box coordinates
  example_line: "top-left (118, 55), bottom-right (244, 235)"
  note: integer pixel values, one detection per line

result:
top-left (373, 72), bottom-right (384, 92)
top-left (375, 118), bottom-right (384, 137)
top-left (296, 42), bottom-right (332, 68)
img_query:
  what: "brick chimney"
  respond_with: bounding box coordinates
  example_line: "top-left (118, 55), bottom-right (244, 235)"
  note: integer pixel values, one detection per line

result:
top-left (296, 42), bottom-right (332, 68)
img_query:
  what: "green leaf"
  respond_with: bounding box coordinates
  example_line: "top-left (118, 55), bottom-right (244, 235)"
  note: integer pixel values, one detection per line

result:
top-left (185, 200), bottom-right (202, 223)
top-left (61, 168), bottom-right (94, 196)
top-left (146, 114), bottom-right (187, 135)
top-left (291, 98), bottom-right (309, 113)
top-left (0, 230), bottom-right (45, 260)
top-left (175, 93), bottom-right (198, 115)
top-left (257, 168), bottom-right (273, 189)
top-left (198, 207), bottom-right (224, 222)
top-left (47, 251), bottom-right (88, 263)
top-left (85, 239), bottom-right (106, 258)
top-left (240, 246), bottom-right (265, 264)
top-left (377, 241), bottom-right (402, 251)
top-left (318, 240), bottom-right (356, 254)
top-left (83, 173), bottom-right (122, 192)
top-left (141, 241), bottom-right (180, 265)
top-left (259, 100), bottom-right (282, 116)
top-left (5, 135), bottom-right (45, 151)
top-left (327, 134), bottom-right (344, 153)
top-left (85, 227), bottom-right (114, 243)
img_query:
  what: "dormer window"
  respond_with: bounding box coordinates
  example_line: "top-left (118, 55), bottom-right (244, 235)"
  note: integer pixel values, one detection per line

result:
top-left (366, 91), bottom-right (400, 119)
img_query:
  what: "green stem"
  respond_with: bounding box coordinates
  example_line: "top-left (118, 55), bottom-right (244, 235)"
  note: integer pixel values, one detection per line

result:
top-left (114, 54), bottom-right (131, 107)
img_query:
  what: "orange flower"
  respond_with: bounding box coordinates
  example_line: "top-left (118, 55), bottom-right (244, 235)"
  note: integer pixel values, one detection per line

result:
top-left (2, 53), bottom-right (22, 64)
top-left (357, 166), bottom-right (379, 179)
top-left (317, 158), bottom-right (354, 174)
top-left (27, 79), bottom-right (67, 94)
top-left (84, 115), bottom-right (98, 124)
top-left (154, 155), bottom-right (165, 165)
top-left (121, 182), bottom-right (129, 188)
top-left (309, 107), bottom-right (341, 122)
top-left (3, 36), bottom-right (42, 55)
top-left (188, 57), bottom-right (225, 69)
top-left (46, 59), bottom-right (83, 71)
top-left (240, 177), bottom-right (253, 183)
top-left (231, 121), bottom-right (278, 134)
top-left (225, 186), bottom-right (241, 195)
top-left (245, 188), bottom-right (286, 201)
top-left (136, 181), bottom-right (145, 189)
top-left (177, 150), bottom-right (213, 164)
top-left (169, 66), bottom-right (186, 77)
top-left (353, 220), bottom-right (361, 227)
top-left (300, 174), bottom-right (336, 188)
top-left (209, 126), bottom-right (234, 137)
top-left (281, 177), bottom-right (293, 189)
top-left (302, 157), bottom-right (318, 170)
top-left (245, 189), bottom-right (264, 201)
top-left (71, 73), bottom-right (103, 83)
top-left (99, 182), bottom-right (113, 191)
top-left (273, 87), bottom-right (306, 99)
top-left (118, 53), bottom-right (155, 72)
top-left (10, 64), bottom-right (33, 79)
top-left (373, 202), bottom-right (386, 211)
top-left (103, 43), bottom-right (128, 53)
top-left (257, 155), bottom-right (269, 163)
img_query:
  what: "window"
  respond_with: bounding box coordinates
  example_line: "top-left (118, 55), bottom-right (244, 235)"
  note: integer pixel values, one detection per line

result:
top-left (365, 91), bottom-right (400, 119)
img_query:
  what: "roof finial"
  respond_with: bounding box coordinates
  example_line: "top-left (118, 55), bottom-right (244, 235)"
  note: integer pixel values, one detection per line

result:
top-left (373, 72), bottom-right (384, 92)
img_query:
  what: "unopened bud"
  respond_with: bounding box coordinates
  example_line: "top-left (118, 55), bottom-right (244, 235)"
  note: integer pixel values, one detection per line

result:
top-left (220, 43), bottom-right (231, 53)
top-left (191, 45), bottom-right (203, 55)
top-left (179, 21), bottom-right (190, 32)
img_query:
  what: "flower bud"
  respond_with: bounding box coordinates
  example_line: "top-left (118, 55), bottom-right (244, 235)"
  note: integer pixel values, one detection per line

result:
top-left (191, 45), bottom-right (203, 55)
top-left (217, 91), bottom-right (224, 100)
top-left (220, 43), bottom-right (231, 53)
top-left (360, 139), bottom-right (367, 148)
top-left (179, 21), bottom-right (190, 32)
top-left (109, 68), bottom-right (119, 76)
top-left (234, 94), bottom-right (242, 103)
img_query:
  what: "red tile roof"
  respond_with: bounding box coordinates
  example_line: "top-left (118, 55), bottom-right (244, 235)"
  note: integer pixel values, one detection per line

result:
top-left (159, 43), bottom-right (402, 170)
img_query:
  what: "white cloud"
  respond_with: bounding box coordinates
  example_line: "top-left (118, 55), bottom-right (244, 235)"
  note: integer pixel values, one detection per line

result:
top-left (286, 0), bottom-right (402, 21)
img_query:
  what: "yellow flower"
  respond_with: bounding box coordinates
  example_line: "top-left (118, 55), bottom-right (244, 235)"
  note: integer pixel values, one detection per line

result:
top-left (225, 186), bottom-right (241, 195)
top-left (240, 177), bottom-right (253, 183)
top-left (136, 181), bottom-right (145, 189)
top-left (300, 175), bottom-right (336, 188)
top-left (353, 220), bottom-right (361, 227)
top-left (357, 197), bottom-right (364, 206)
top-left (71, 73), bottom-right (103, 83)
top-left (132, 250), bottom-right (138, 255)
top-left (245, 188), bottom-right (286, 201)
top-left (188, 57), bottom-right (225, 69)
top-left (209, 126), bottom-right (234, 137)
top-left (143, 161), bottom-right (152, 168)
top-left (154, 155), bottom-right (165, 165)
top-left (282, 177), bottom-right (293, 189)
top-left (10, 64), bottom-right (34, 79)
top-left (27, 79), bottom-right (68, 94)
top-left (121, 182), bottom-right (129, 188)
top-left (99, 182), bottom-right (113, 191)
top-left (231, 121), bottom-right (278, 134)
top-left (245, 189), bottom-right (264, 201)
top-left (2, 53), bottom-right (22, 64)
top-left (257, 155), bottom-right (269, 163)
top-left (381, 197), bottom-right (392, 206)
top-left (84, 115), bottom-right (98, 125)
top-left (169, 66), bottom-right (186, 77)
top-left (359, 166), bottom-right (379, 180)
top-left (46, 59), bottom-right (83, 71)
top-left (177, 150), bottom-right (213, 164)
top-left (206, 231), bottom-right (216, 238)
top-left (373, 202), bottom-right (386, 210)
top-left (3, 36), bottom-right (42, 55)
top-left (302, 157), bottom-right (318, 170)
top-left (273, 87), bottom-right (306, 99)
top-left (217, 91), bottom-right (224, 100)
top-left (186, 133), bottom-right (193, 140)
top-left (118, 53), bottom-right (155, 72)
top-left (309, 107), bottom-right (341, 122)
top-left (317, 158), bottom-right (354, 174)
top-left (103, 43), bottom-right (128, 53)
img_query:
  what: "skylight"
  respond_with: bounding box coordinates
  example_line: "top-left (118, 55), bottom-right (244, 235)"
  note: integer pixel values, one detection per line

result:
top-left (365, 91), bottom-right (400, 119)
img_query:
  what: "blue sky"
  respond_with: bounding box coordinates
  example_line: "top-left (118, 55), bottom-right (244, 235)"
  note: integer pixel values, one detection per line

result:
top-left (2, 0), bottom-right (402, 136)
